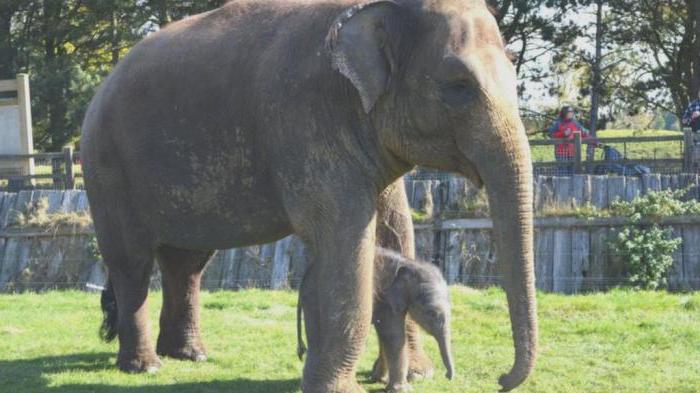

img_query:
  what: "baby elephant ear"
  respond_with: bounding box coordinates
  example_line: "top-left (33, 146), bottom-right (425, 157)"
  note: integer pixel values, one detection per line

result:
top-left (387, 265), bottom-right (414, 314)
top-left (325, 0), bottom-right (403, 113)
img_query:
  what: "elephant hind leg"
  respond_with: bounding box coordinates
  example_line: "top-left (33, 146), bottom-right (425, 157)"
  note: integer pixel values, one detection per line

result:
top-left (156, 245), bottom-right (214, 362)
top-left (96, 227), bottom-right (160, 373)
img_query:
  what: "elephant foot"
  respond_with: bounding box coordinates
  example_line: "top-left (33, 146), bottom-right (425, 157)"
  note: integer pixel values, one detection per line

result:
top-left (156, 334), bottom-right (207, 362)
top-left (407, 351), bottom-right (434, 381)
top-left (303, 378), bottom-right (366, 393)
top-left (385, 382), bottom-right (412, 393)
top-left (371, 357), bottom-right (388, 383)
top-left (117, 351), bottom-right (162, 373)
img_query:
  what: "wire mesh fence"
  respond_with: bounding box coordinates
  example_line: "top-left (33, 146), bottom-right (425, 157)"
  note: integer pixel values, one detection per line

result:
top-left (1, 245), bottom-right (699, 294)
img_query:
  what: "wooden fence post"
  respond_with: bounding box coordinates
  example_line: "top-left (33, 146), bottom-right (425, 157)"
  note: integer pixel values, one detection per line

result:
top-left (63, 146), bottom-right (74, 189)
top-left (574, 132), bottom-right (583, 174)
top-left (684, 128), bottom-right (694, 172)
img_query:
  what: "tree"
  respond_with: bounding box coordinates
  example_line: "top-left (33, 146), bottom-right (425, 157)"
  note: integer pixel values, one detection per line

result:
top-left (606, 0), bottom-right (700, 119)
top-left (2, 0), bottom-right (227, 150)
top-left (489, 0), bottom-right (581, 75)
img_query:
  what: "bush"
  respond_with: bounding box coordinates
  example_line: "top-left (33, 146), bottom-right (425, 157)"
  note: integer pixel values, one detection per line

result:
top-left (609, 225), bottom-right (681, 290)
top-left (609, 187), bottom-right (700, 221)
top-left (607, 188), bottom-right (691, 290)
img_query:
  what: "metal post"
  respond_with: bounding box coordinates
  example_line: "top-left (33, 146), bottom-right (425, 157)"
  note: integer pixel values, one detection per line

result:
top-left (63, 146), bottom-right (74, 189)
top-left (684, 128), bottom-right (694, 172)
top-left (574, 132), bottom-right (583, 174)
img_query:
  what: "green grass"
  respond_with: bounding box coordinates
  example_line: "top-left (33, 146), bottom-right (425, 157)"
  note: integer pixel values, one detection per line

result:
top-left (530, 129), bottom-right (685, 163)
top-left (1, 288), bottom-right (699, 393)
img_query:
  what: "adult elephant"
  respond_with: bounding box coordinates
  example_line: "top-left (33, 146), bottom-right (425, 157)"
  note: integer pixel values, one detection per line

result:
top-left (81, 0), bottom-right (537, 392)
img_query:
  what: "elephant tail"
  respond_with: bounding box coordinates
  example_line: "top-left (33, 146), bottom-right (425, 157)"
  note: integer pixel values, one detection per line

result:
top-left (297, 268), bottom-right (310, 361)
top-left (296, 298), bottom-right (307, 361)
top-left (99, 278), bottom-right (118, 342)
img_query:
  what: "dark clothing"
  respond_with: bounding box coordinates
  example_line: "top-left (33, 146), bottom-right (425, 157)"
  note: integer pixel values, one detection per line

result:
top-left (682, 100), bottom-right (700, 132)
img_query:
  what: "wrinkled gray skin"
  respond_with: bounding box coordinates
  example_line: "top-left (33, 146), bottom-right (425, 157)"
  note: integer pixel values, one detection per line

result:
top-left (297, 247), bottom-right (453, 393)
top-left (81, 0), bottom-right (537, 391)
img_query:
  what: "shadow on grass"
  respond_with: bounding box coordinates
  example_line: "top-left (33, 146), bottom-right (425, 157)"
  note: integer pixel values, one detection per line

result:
top-left (0, 352), bottom-right (300, 393)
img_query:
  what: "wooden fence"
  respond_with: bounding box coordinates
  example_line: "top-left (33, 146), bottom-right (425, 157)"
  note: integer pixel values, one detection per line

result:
top-left (529, 129), bottom-right (694, 176)
top-left (0, 147), bottom-right (78, 191)
top-left (1, 190), bottom-right (699, 293)
top-left (0, 128), bottom-right (697, 192)
top-left (405, 173), bottom-right (700, 220)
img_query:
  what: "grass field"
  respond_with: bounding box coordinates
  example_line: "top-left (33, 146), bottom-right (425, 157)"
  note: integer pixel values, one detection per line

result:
top-left (530, 129), bottom-right (685, 163)
top-left (1, 288), bottom-right (699, 393)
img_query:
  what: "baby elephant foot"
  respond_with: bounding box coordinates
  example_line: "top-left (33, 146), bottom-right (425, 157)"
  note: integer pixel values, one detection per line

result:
top-left (117, 351), bottom-right (162, 373)
top-left (385, 382), bottom-right (412, 393)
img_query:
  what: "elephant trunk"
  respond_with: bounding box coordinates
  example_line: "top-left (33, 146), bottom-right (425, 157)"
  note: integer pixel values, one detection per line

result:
top-left (437, 329), bottom-right (454, 380)
top-left (461, 113), bottom-right (538, 392)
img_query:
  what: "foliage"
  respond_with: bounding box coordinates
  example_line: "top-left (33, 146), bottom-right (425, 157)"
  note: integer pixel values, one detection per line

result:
top-left (604, 0), bottom-right (700, 118)
top-left (606, 188), bottom-right (695, 290)
top-left (0, 0), bottom-right (227, 150)
top-left (609, 225), bottom-right (681, 290)
top-left (411, 209), bottom-right (431, 223)
top-left (2, 0), bottom-right (699, 150)
top-left (8, 197), bottom-right (92, 230)
top-left (609, 187), bottom-right (700, 220)
top-left (453, 188), bottom-right (490, 219)
top-left (85, 235), bottom-right (101, 261)
top-left (539, 201), bottom-right (606, 218)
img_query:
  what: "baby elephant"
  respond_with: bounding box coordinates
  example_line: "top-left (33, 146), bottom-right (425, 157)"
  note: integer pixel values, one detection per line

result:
top-left (297, 247), bottom-right (454, 392)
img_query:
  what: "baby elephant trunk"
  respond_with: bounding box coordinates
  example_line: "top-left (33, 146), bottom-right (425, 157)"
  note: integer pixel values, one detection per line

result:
top-left (437, 329), bottom-right (454, 380)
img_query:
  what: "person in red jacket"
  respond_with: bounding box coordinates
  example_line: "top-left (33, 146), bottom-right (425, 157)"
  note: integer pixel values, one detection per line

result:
top-left (546, 106), bottom-right (590, 175)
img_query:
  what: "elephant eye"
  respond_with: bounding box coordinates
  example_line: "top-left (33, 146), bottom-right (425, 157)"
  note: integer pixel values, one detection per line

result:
top-left (439, 80), bottom-right (475, 107)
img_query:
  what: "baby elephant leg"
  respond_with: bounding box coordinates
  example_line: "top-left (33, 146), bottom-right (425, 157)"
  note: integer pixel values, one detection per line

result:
top-left (374, 304), bottom-right (411, 393)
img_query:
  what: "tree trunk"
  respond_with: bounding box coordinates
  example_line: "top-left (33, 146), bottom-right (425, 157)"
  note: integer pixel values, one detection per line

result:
top-left (111, 9), bottom-right (120, 65)
top-left (691, 0), bottom-right (700, 98)
top-left (43, 0), bottom-right (70, 150)
top-left (0, 3), bottom-right (17, 80)
top-left (588, 0), bottom-right (604, 162)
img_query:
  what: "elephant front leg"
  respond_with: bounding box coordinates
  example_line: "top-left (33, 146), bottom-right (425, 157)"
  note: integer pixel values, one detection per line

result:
top-left (377, 179), bottom-right (434, 381)
top-left (374, 305), bottom-right (410, 393)
top-left (156, 246), bottom-right (214, 361)
top-left (371, 340), bottom-right (388, 383)
top-left (299, 210), bottom-right (377, 393)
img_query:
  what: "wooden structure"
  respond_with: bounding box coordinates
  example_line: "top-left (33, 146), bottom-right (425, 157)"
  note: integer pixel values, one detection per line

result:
top-left (0, 75), bottom-right (35, 187)
top-left (0, 148), bottom-right (77, 191)
top-left (1, 190), bottom-right (699, 293)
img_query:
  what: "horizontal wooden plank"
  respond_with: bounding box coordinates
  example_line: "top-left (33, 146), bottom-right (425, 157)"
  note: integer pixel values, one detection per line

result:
top-left (530, 135), bottom-right (684, 146)
top-left (416, 215), bottom-right (700, 231)
top-left (534, 158), bottom-right (682, 167)
top-left (0, 97), bottom-right (18, 106)
top-left (596, 135), bottom-right (684, 143)
top-left (415, 218), bottom-right (494, 230)
top-left (0, 79), bottom-right (18, 93)
top-left (0, 227), bottom-right (93, 238)
top-left (7, 214), bottom-right (700, 237)
top-left (0, 152), bottom-right (63, 160)
top-left (0, 174), bottom-right (64, 181)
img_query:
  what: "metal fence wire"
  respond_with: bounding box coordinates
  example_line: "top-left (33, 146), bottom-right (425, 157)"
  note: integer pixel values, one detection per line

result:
top-left (2, 247), bottom-right (700, 294)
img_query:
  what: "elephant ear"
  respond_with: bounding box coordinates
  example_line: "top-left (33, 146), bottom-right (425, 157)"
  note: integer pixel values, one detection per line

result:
top-left (325, 0), bottom-right (403, 113)
top-left (386, 265), bottom-right (414, 314)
